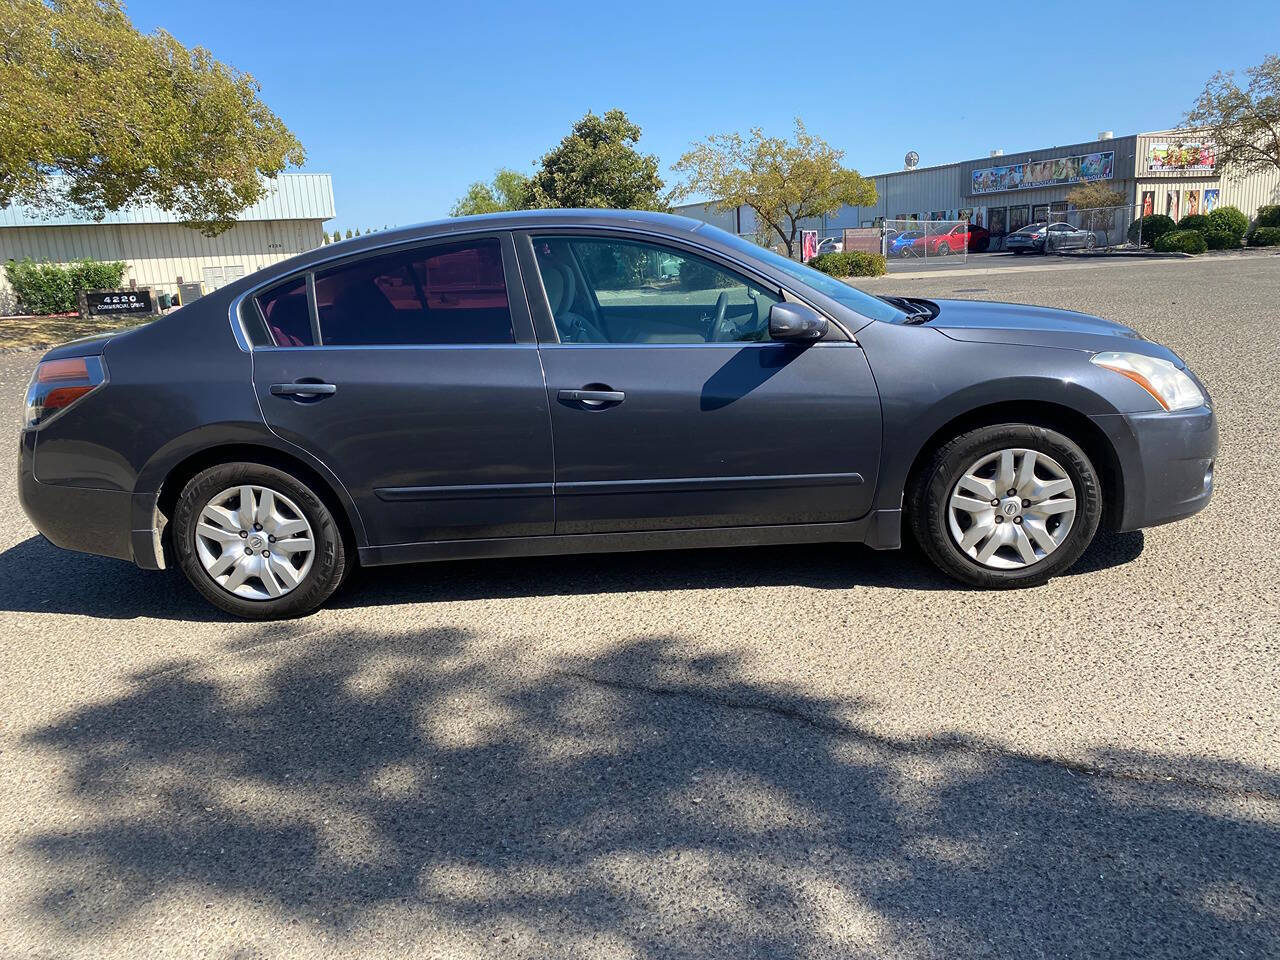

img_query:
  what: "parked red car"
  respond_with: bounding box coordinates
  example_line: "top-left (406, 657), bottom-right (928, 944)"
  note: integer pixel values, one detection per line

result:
top-left (921, 223), bottom-right (991, 256)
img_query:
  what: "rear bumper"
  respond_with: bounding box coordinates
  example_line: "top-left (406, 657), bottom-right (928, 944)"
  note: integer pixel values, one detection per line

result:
top-left (1091, 405), bottom-right (1218, 532)
top-left (17, 430), bottom-right (162, 568)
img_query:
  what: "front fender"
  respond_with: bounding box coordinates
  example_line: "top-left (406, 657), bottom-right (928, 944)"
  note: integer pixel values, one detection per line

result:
top-left (857, 323), bottom-right (1158, 513)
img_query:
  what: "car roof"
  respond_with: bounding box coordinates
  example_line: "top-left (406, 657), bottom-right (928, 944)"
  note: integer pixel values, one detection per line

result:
top-left (236, 208), bottom-right (714, 291)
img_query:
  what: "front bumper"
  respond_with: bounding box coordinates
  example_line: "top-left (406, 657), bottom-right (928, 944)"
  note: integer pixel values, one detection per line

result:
top-left (1091, 405), bottom-right (1218, 532)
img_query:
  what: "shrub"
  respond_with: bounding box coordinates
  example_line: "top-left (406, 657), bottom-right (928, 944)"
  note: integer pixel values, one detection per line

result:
top-left (1247, 226), bottom-right (1280, 247)
top-left (1176, 214), bottom-right (1209, 234)
top-left (1207, 206), bottom-right (1248, 241)
top-left (1153, 229), bottom-right (1208, 254)
top-left (1127, 214), bottom-right (1176, 248)
top-left (1254, 205), bottom-right (1280, 230)
top-left (1204, 229), bottom-right (1237, 250)
top-left (3, 258), bottom-right (127, 315)
top-left (806, 251), bottom-right (887, 278)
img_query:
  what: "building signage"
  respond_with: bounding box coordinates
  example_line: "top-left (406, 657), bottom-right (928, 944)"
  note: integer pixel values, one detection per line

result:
top-left (84, 289), bottom-right (154, 316)
top-left (1146, 141), bottom-right (1215, 173)
top-left (970, 150), bottom-right (1114, 195)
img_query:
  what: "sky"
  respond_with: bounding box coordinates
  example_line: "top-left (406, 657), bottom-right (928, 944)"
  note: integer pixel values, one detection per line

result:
top-left (123, 0), bottom-right (1280, 234)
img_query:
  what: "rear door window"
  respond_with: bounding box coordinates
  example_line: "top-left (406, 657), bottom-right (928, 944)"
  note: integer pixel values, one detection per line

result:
top-left (256, 277), bottom-right (314, 347)
top-left (315, 238), bottom-right (514, 346)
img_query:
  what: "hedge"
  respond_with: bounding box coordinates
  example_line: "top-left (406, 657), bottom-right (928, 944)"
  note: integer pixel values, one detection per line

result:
top-left (1176, 214), bottom-right (1209, 234)
top-left (1204, 228), bottom-right (1237, 250)
top-left (1255, 205), bottom-right (1280, 230)
top-left (1127, 214), bottom-right (1176, 248)
top-left (3, 258), bottom-right (127, 315)
top-left (1207, 206), bottom-right (1248, 241)
top-left (1153, 229), bottom-right (1208, 254)
top-left (806, 251), bottom-right (887, 278)
top-left (1247, 226), bottom-right (1280, 247)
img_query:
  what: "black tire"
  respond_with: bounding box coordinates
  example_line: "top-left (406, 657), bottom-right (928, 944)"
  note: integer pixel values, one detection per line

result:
top-left (173, 462), bottom-right (349, 619)
top-left (908, 424), bottom-right (1102, 589)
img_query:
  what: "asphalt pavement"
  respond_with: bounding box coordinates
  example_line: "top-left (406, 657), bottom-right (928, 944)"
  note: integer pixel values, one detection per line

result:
top-left (1, 253), bottom-right (1277, 959)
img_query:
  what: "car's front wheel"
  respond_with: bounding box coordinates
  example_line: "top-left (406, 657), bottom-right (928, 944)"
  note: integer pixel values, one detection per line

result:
top-left (173, 462), bottom-right (349, 618)
top-left (909, 424), bottom-right (1102, 588)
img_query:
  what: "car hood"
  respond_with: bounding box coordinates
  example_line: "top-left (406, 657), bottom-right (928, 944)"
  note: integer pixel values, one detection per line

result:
top-left (927, 298), bottom-right (1180, 361)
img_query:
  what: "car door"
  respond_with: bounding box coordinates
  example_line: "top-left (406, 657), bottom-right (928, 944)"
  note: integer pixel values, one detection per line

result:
top-left (517, 231), bottom-right (882, 535)
top-left (249, 233), bottom-right (554, 546)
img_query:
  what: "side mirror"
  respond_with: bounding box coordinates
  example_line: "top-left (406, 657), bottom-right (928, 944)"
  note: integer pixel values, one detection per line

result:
top-left (768, 301), bottom-right (829, 342)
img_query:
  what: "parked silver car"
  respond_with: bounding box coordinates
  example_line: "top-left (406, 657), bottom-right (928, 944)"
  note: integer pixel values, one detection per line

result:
top-left (1006, 221), bottom-right (1097, 254)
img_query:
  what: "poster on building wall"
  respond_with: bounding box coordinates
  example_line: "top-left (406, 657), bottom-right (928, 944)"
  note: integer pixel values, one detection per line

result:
top-left (1165, 190), bottom-right (1180, 220)
top-left (1203, 189), bottom-right (1220, 214)
top-left (1140, 191), bottom-right (1156, 218)
top-left (971, 149), bottom-right (1114, 195)
top-left (801, 230), bottom-right (818, 262)
top-left (1147, 141), bottom-right (1215, 173)
top-left (1185, 190), bottom-right (1201, 216)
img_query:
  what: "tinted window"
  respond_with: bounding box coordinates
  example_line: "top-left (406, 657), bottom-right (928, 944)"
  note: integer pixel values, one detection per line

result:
top-left (257, 277), bottom-right (313, 347)
top-left (315, 238), bottom-right (513, 346)
top-left (533, 236), bottom-right (782, 344)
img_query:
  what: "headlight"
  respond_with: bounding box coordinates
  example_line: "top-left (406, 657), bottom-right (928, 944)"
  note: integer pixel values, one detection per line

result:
top-left (1091, 351), bottom-right (1204, 411)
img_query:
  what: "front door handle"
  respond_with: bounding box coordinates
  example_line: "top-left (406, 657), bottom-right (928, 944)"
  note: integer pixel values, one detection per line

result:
top-left (558, 388), bottom-right (625, 408)
top-left (270, 381), bottom-right (337, 398)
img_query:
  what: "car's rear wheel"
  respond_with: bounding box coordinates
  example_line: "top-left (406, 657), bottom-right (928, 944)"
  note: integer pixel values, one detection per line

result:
top-left (173, 462), bottom-right (348, 619)
top-left (934, 241), bottom-right (949, 256)
top-left (909, 424), bottom-right (1102, 588)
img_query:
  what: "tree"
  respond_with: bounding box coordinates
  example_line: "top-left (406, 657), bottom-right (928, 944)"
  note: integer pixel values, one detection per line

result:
top-left (1065, 182), bottom-right (1127, 230)
top-left (673, 119), bottom-right (877, 258)
top-left (450, 169), bottom-right (531, 217)
top-left (1065, 182), bottom-right (1126, 211)
top-left (345, 229), bottom-right (352, 239)
top-left (527, 109), bottom-right (665, 211)
top-left (0, 0), bottom-right (304, 235)
top-left (332, 230), bottom-right (341, 243)
top-left (1186, 53), bottom-right (1280, 178)
top-left (354, 228), bottom-right (361, 236)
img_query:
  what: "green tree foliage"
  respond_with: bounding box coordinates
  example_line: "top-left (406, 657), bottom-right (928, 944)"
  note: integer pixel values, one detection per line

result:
top-left (1247, 225), bottom-right (1280, 246)
top-left (345, 229), bottom-right (352, 239)
top-left (1128, 214), bottom-right (1176, 247)
top-left (1065, 183), bottom-right (1126, 210)
top-left (3, 258), bottom-right (126, 315)
top-left (527, 110), bottom-right (665, 211)
top-left (450, 169), bottom-right (531, 217)
top-left (673, 119), bottom-right (877, 258)
top-left (1186, 54), bottom-right (1280, 178)
top-left (331, 230), bottom-right (341, 243)
top-left (0, 0), bottom-right (305, 235)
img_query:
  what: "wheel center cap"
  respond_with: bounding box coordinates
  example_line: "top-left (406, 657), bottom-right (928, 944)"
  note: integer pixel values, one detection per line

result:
top-left (248, 535), bottom-right (264, 550)
top-left (1000, 498), bottom-right (1022, 518)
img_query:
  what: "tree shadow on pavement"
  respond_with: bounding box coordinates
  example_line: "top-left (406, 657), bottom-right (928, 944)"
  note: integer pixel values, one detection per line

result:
top-left (18, 625), bottom-right (1275, 957)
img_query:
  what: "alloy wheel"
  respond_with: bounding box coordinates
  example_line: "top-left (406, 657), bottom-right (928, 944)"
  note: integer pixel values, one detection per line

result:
top-left (946, 448), bottom-right (1077, 569)
top-left (194, 484), bottom-right (316, 600)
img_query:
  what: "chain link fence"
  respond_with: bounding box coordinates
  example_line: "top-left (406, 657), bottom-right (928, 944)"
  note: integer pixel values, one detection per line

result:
top-left (882, 220), bottom-right (973, 263)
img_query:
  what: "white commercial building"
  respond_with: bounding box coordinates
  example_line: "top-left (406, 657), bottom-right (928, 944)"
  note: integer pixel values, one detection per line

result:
top-left (0, 173), bottom-right (334, 313)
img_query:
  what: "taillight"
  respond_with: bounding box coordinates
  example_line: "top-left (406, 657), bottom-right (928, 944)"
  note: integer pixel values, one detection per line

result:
top-left (23, 355), bottom-right (107, 429)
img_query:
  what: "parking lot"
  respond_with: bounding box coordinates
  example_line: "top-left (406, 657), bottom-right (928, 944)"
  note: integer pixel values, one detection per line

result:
top-left (1, 254), bottom-right (1277, 959)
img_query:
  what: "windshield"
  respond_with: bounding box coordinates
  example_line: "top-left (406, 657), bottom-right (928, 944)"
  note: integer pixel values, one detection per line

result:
top-left (1015, 223), bottom-right (1046, 234)
top-left (705, 227), bottom-right (907, 324)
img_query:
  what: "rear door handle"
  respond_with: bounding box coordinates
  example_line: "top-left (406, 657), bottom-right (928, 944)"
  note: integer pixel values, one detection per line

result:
top-left (558, 388), bottom-right (625, 407)
top-left (270, 382), bottom-right (337, 398)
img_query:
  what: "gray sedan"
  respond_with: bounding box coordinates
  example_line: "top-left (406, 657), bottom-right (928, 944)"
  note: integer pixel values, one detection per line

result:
top-left (19, 210), bottom-right (1215, 618)
top-left (1006, 221), bottom-right (1098, 254)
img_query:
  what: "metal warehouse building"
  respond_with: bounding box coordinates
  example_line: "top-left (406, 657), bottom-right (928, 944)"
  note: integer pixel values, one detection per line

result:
top-left (0, 173), bottom-right (334, 313)
top-left (677, 129), bottom-right (1280, 249)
